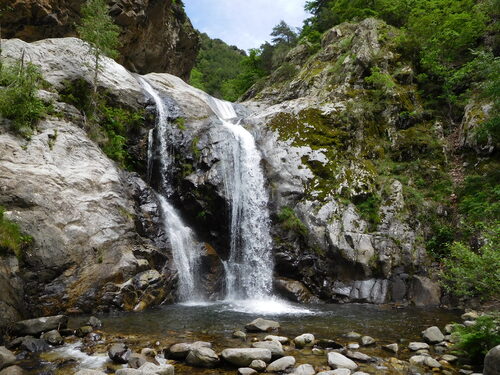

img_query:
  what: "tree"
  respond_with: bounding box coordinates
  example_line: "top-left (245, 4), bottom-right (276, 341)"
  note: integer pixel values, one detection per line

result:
top-left (77, 0), bottom-right (120, 95)
top-left (271, 20), bottom-right (298, 46)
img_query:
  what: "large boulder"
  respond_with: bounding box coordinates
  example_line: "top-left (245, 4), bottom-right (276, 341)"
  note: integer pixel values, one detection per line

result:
top-left (327, 352), bottom-right (358, 371)
top-left (108, 343), bottom-right (131, 364)
top-left (251, 340), bottom-right (284, 358)
top-left (484, 345), bottom-right (500, 375)
top-left (1, 0), bottom-right (199, 78)
top-left (185, 347), bottom-right (219, 368)
top-left (245, 318), bottom-right (280, 332)
top-left (0, 347), bottom-right (16, 370)
top-left (221, 348), bottom-right (272, 367)
top-left (12, 315), bottom-right (67, 336)
top-left (421, 326), bottom-right (445, 344)
top-left (266, 356), bottom-right (296, 372)
top-left (408, 276), bottom-right (441, 306)
top-left (0, 366), bottom-right (24, 375)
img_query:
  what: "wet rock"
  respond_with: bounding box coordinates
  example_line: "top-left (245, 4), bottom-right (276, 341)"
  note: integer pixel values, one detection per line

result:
top-left (408, 276), bottom-right (441, 306)
top-left (0, 347), bottom-right (16, 370)
top-left (317, 370), bottom-right (351, 375)
top-left (41, 330), bottom-right (63, 346)
top-left (128, 353), bottom-right (148, 369)
top-left (345, 351), bottom-right (374, 363)
top-left (0, 366), bottom-right (24, 375)
top-left (461, 311), bottom-right (479, 321)
top-left (352, 372), bottom-right (370, 375)
top-left (422, 326), bottom-right (444, 344)
top-left (233, 331), bottom-right (247, 340)
top-left (20, 337), bottom-right (49, 352)
top-left (441, 354), bottom-right (458, 363)
top-left (291, 364), bottom-right (316, 375)
top-left (12, 315), bottom-right (68, 336)
top-left (484, 345), bottom-right (500, 375)
top-left (274, 277), bottom-right (321, 303)
top-left (59, 328), bottom-right (75, 336)
top-left (222, 348), bottom-right (272, 367)
top-left (316, 339), bottom-right (343, 349)
top-left (252, 341), bottom-right (284, 358)
top-left (424, 357), bottom-right (441, 368)
top-left (166, 343), bottom-right (192, 359)
top-left (409, 355), bottom-right (426, 366)
top-left (141, 348), bottom-right (157, 358)
top-left (408, 342), bottom-right (430, 351)
top-left (294, 333), bottom-right (315, 348)
top-left (265, 335), bottom-right (289, 344)
top-left (312, 348), bottom-right (325, 355)
top-left (382, 344), bottom-right (399, 353)
top-left (344, 332), bottom-right (361, 340)
top-left (74, 370), bottom-right (107, 375)
top-left (266, 356), bottom-right (296, 372)
top-left (186, 347), bottom-right (220, 368)
top-left (360, 336), bottom-right (375, 346)
top-left (444, 324), bottom-right (455, 334)
top-left (76, 326), bottom-right (93, 338)
top-left (249, 359), bottom-right (267, 371)
top-left (245, 318), bottom-right (280, 332)
top-left (327, 352), bottom-right (358, 371)
top-left (347, 343), bottom-right (359, 350)
top-left (108, 343), bottom-right (132, 364)
top-left (238, 368), bottom-right (258, 375)
top-left (86, 316), bottom-right (103, 329)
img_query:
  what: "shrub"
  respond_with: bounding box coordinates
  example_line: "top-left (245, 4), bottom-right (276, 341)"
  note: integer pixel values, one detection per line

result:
top-left (0, 207), bottom-right (32, 259)
top-left (277, 207), bottom-right (308, 238)
top-left (452, 314), bottom-right (500, 365)
top-left (0, 60), bottom-right (49, 137)
top-left (442, 224), bottom-right (500, 300)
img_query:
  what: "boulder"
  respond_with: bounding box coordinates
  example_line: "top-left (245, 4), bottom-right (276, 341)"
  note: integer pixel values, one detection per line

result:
top-left (294, 333), bottom-right (315, 348)
top-left (238, 368), bottom-right (257, 375)
top-left (19, 337), bottom-right (49, 353)
top-left (382, 344), bottom-right (399, 353)
top-left (266, 356), bottom-right (296, 372)
top-left (360, 336), bottom-right (375, 346)
top-left (249, 359), bottom-right (267, 371)
top-left (408, 276), bottom-right (441, 306)
top-left (233, 331), bottom-right (247, 340)
top-left (74, 371), bottom-right (107, 375)
top-left (409, 355), bottom-right (426, 366)
top-left (167, 341), bottom-right (211, 360)
top-left (345, 351), bottom-right (374, 363)
top-left (86, 316), bottom-right (103, 329)
top-left (424, 357), bottom-right (441, 368)
top-left (222, 348), bottom-right (272, 367)
top-left (128, 353), bottom-right (148, 369)
top-left (245, 318), bottom-right (280, 332)
top-left (327, 352), bottom-right (358, 371)
top-left (252, 340), bottom-right (284, 358)
top-left (317, 371), bottom-right (351, 375)
top-left (76, 326), bottom-right (93, 337)
top-left (265, 335), bottom-right (289, 344)
top-left (422, 326), bottom-right (445, 344)
top-left (12, 315), bottom-right (68, 336)
top-left (41, 330), bottom-right (64, 346)
top-left (108, 343), bottom-right (131, 364)
top-left (291, 364), bottom-right (316, 375)
top-left (344, 332), bottom-right (361, 340)
top-left (0, 366), bottom-right (24, 375)
top-left (185, 347), bottom-right (219, 368)
top-left (484, 345), bottom-right (500, 375)
top-left (0, 347), bottom-right (16, 370)
top-left (274, 277), bottom-right (321, 303)
top-left (408, 342), bottom-right (430, 351)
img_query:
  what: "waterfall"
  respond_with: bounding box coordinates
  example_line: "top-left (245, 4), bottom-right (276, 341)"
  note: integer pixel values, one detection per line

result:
top-left (208, 98), bottom-right (274, 300)
top-left (139, 77), bottom-right (202, 302)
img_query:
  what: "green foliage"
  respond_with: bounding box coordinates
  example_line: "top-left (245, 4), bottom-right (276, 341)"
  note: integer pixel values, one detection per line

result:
top-left (426, 223), bottom-right (454, 260)
top-left (354, 194), bottom-right (381, 231)
top-left (277, 207), bottom-right (308, 238)
top-left (442, 224), bottom-right (500, 301)
top-left (59, 79), bottom-right (144, 169)
top-left (0, 207), bottom-right (32, 259)
top-left (0, 60), bottom-right (50, 137)
top-left (452, 315), bottom-right (500, 365)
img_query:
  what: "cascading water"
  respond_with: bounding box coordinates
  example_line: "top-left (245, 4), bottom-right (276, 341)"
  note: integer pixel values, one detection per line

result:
top-left (139, 77), bottom-right (202, 302)
top-left (207, 98), bottom-right (274, 300)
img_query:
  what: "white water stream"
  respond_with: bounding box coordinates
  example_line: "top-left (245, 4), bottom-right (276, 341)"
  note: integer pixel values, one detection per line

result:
top-left (139, 78), bottom-right (202, 302)
top-left (207, 98), bottom-right (274, 300)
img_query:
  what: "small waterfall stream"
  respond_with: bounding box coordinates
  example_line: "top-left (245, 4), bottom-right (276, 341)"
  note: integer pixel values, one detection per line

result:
top-left (139, 77), bottom-right (202, 302)
top-left (207, 98), bottom-right (274, 300)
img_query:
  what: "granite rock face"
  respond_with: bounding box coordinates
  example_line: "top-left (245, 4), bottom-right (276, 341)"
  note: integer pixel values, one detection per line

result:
top-left (1, 0), bottom-right (199, 79)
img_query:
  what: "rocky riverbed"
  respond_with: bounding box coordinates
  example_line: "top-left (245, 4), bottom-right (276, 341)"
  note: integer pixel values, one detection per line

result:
top-left (1, 303), bottom-right (496, 375)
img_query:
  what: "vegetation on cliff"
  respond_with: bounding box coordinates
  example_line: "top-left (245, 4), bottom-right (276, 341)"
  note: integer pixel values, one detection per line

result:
top-left (0, 207), bottom-right (31, 259)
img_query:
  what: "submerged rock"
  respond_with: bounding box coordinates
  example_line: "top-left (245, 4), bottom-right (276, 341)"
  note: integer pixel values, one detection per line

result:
top-left (19, 337), bottom-right (49, 353)
top-left (238, 368), bottom-right (258, 375)
top-left (266, 356), bottom-right (296, 372)
top-left (360, 336), bottom-right (375, 346)
top-left (382, 344), bottom-right (399, 353)
top-left (186, 347), bottom-right (219, 368)
top-left (294, 333), bottom-right (315, 348)
top-left (408, 342), bottom-right (430, 351)
top-left (86, 316), bottom-right (103, 329)
top-left (245, 318), bottom-right (280, 332)
top-left (12, 315), bottom-right (68, 336)
top-left (327, 352), bottom-right (358, 371)
top-left (222, 348), bottom-right (272, 367)
top-left (41, 330), bottom-right (64, 346)
top-left (108, 343), bottom-right (132, 364)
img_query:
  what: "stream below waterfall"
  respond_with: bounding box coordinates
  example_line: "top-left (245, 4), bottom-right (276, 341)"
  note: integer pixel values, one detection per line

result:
top-left (23, 303), bottom-right (461, 375)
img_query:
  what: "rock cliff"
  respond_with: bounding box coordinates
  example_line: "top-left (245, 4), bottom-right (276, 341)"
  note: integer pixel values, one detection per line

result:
top-left (0, 0), bottom-right (199, 79)
top-left (0, 18), bottom-right (453, 328)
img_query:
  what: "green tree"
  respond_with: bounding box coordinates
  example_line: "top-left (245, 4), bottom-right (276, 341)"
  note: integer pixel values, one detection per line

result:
top-left (271, 20), bottom-right (298, 46)
top-left (77, 0), bottom-right (120, 94)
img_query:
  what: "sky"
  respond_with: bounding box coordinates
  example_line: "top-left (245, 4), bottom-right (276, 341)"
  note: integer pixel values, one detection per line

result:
top-left (183, 0), bottom-right (309, 51)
